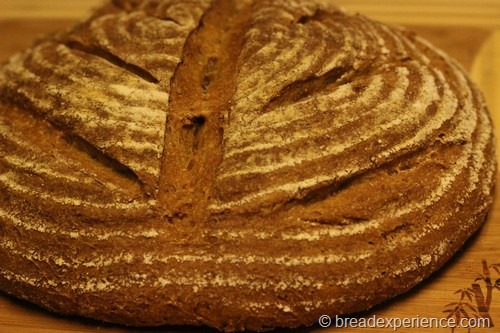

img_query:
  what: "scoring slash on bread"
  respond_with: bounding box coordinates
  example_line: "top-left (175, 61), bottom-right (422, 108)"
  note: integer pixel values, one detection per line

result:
top-left (0, 0), bottom-right (496, 331)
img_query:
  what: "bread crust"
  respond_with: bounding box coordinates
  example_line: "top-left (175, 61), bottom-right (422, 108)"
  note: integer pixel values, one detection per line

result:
top-left (0, 0), bottom-right (496, 331)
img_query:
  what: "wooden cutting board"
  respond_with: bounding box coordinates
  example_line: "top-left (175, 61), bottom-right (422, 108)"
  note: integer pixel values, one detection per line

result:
top-left (0, 1), bottom-right (499, 332)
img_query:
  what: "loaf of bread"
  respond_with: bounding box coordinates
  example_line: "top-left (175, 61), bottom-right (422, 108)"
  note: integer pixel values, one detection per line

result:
top-left (0, 0), bottom-right (496, 331)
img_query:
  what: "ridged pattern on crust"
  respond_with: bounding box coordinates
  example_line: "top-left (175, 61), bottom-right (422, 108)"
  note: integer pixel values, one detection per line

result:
top-left (0, 0), bottom-right (496, 332)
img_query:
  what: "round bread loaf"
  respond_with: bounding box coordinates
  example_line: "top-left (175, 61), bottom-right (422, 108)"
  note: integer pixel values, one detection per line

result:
top-left (0, 0), bottom-right (496, 331)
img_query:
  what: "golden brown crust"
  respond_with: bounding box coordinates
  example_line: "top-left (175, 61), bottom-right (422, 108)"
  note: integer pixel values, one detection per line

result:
top-left (0, 0), bottom-right (496, 331)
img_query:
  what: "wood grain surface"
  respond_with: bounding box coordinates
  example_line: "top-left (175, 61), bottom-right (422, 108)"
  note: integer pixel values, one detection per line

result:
top-left (0, 1), bottom-right (499, 332)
